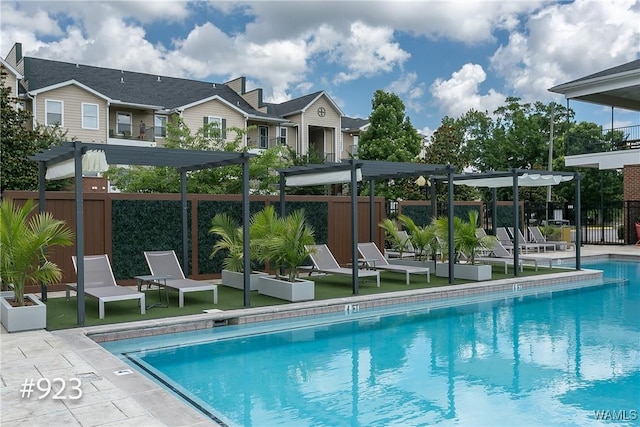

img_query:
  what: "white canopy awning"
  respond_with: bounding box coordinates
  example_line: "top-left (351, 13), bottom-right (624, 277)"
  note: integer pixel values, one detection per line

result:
top-left (285, 168), bottom-right (362, 187)
top-left (454, 173), bottom-right (574, 188)
top-left (45, 150), bottom-right (109, 180)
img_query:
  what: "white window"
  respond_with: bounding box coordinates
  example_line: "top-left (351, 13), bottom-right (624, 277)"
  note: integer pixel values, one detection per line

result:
top-left (45, 99), bottom-right (63, 126)
top-left (258, 126), bottom-right (268, 149)
top-left (154, 115), bottom-right (167, 138)
top-left (117, 112), bottom-right (132, 136)
top-left (278, 127), bottom-right (287, 145)
top-left (82, 103), bottom-right (99, 129)
top-left (204, 116), bottom-right (225, 139)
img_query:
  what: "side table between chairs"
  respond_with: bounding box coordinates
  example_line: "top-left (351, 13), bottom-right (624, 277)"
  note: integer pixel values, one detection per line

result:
top-left (134, 274), bottom-right (172, 309)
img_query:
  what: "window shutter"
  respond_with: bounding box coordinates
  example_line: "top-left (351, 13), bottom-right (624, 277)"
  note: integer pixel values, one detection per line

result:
top-left (222, 119), bottom-right (226, 139)
top-left (203, 116), bottom-right (209, 137)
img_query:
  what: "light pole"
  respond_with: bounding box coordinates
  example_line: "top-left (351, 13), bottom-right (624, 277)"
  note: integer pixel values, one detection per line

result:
top-left (416, 175), bottom-right (432, 222)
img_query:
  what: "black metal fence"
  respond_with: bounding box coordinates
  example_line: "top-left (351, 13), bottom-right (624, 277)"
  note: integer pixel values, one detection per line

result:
top-left (390, 199), bottom-right (640, 245)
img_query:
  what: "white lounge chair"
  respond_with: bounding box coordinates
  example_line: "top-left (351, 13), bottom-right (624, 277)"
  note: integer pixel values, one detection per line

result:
top-left (488, 240), bottom-right (555, 271)
top-left (144, 250), bottom-right (218, 307)
top-left (67, 255), bottom-right (145, 319)
top-left (497, 227), bottom-right (540, 254)
top-left (358, 242), bottom-right (430, 285)
top-left (385, 230), bottom-right (417, 259)
top-left (306, 244), bottom-right (380, 287)
top-left (528, 226), bottom-right (573, 251)
top-left (508, 227), bottom-right (555, 252)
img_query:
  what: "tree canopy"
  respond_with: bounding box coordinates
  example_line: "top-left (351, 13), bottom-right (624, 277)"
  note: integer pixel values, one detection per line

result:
top-left (0, 71), bottom-right (69, 192)
top-left (358, 90), bottom-right (423, 200)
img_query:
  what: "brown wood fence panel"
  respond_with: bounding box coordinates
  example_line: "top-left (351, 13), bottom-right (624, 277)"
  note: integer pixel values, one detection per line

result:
top-left (328, 197), bottom-right (385, 265)
top-left (3, 191), bottom-right (386, 290)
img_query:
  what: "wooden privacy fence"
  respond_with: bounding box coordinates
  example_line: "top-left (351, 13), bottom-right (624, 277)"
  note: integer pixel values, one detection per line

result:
top-left (4, 191), bottom-right (386, 292)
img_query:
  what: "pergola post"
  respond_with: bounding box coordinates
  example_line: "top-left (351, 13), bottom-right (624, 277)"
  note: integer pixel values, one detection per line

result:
top-left (575, 174), bottom-right (582, 270)
top-left (351, 160), bottom-right (359, 294)
top-left (369, 180), bottom-right (375, 242)
top-left (38, 162), bottom-right (47, 301)
top-left (447, 167), bottom-right (455, 284)
top-left (242, 156), bottom-right (251, 307)
top-left (491, 188), bottom-right (497, 235)
top-left (512, 169), bottom-right (520, 277)
top-left (74, 141), bottom-right (86, 325)
top-left (181, 170), bottom-right (188, 275)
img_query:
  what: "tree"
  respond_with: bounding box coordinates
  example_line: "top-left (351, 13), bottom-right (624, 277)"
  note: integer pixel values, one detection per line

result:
top-left (0, 71), bottom-right (69, 192)
top-left (358, 90), bottom-right (423, 200)
top-left (423, 115), bottom-right (480, 202)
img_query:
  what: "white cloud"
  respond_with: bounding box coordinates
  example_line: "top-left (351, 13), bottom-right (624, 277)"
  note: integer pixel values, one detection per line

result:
top-left (386, 72), bottom-right (425, 113)
top-left (332, 21), bottom-right (410, 84)
top-left (430, 63), bottom-right (506, 118)
top-left (490, 0), bottom-right (640, 102)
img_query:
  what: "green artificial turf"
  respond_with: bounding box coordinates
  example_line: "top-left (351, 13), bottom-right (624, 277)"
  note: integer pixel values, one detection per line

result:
top-left (45, 264), bottom-right (555, 331)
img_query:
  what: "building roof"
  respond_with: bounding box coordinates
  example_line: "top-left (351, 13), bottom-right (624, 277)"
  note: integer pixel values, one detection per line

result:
top-left (548, 59), bottom-right (640, 111)
top-left (21, 57), bottom-right (285, 120)
top-left (341, 116), bottom-right (369, 132)
top-left (265, 90), bottom-right (344, 117)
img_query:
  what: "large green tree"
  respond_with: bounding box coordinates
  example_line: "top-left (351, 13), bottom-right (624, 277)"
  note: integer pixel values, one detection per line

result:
top-left (423, 115), bottom-right (480, 201)
top-left (358, 90), bottom-right (423, 200)
top-left (0, 72), bottom-right (69, 192)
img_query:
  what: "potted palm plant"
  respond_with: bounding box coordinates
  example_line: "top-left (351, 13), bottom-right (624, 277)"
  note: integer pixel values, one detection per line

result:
top-left (432, 210), bottom-right (494, 281)
top-left (254, 208), bottom-right (316, 302)
top-left (209, 212), bottom-right (267, 291)
top-left (379, 218), bottom-right (412, 258)
top-left (385, 214), bottom-right (439, 271)
top-left (0, 198), bottom-right (73, 332)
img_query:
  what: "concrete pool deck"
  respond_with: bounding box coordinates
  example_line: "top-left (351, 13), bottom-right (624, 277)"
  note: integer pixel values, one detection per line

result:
top-left (1, 245), bottom-right (638, 426)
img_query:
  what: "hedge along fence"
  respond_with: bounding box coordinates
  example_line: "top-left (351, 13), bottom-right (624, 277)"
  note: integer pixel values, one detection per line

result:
top-left (398, 200), bottom-right (526, 232)
top-left (399, 201), bottom-right (485, 227)
top-left (3, 191), bottom-right (384, 290)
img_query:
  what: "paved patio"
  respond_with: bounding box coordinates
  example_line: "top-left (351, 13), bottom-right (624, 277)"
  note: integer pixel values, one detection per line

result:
top-left (1, 245), bottom-right (638, 426)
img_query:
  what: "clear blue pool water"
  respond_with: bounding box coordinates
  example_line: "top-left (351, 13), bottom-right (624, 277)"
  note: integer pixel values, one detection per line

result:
top-left (104, 259), bottom-right (640, 426)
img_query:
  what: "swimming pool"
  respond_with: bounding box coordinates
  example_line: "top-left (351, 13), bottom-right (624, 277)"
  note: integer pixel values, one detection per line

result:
top-left (104, 260), bottom-right (639, 426)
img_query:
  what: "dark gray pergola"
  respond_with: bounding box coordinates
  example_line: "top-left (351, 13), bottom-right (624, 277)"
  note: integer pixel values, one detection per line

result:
top-left (439, 168), bottom-right (583, 275)
top-left (278, 159), bottom-right (456, 293)
top-left (30, 141), bottom-right (255, 325)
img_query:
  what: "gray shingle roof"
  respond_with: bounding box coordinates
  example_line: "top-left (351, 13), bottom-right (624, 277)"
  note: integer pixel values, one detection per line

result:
top-left (341, 116), bottom-right (369, 131)
top-left (22, 57), bottom-right (282, 120)
top-left (552, 59), bottom-right (640, 87)
top-left (264, 91), bottom-right (323, 116)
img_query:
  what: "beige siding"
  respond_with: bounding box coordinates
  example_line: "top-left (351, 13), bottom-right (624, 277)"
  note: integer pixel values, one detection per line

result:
top-left (5, 44), bottom-right (21, 69)
top-left (225, 77), bottom-right (245, 95)
top-left (182, 100), bottom-right (246, 145)
top-left (35, 85), bottom-right (108, 143)
top-left (283, 95), bottom-right (341, 157)
top-left (1, 65), bottom-right (19, 97)
top-left (287, 112), bottom-right (305, 153)
top-left (241, 88), bottom-right (262, 110)
top-left (306, 96), bottom-right (341, 129)
top-left (342, 132), bottom-right (359, 159)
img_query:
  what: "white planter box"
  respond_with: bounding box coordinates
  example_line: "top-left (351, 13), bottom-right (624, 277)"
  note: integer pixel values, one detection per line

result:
top-left (258, 276), bottom-right (315, 302)
top-left (221, 270), bottom-right (269, 291)
top-left (435, 263), bottom-right (492, 281)
top-left (1, 294), bottom-right (47, 333)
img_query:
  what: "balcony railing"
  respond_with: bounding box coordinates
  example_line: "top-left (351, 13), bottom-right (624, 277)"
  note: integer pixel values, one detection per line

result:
top-left (566, 124), bottom-right (640, 156)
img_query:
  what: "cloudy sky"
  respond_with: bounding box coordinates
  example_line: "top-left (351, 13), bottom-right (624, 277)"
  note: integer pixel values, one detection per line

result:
top-left (1, 0), bottom-right (638, 135)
